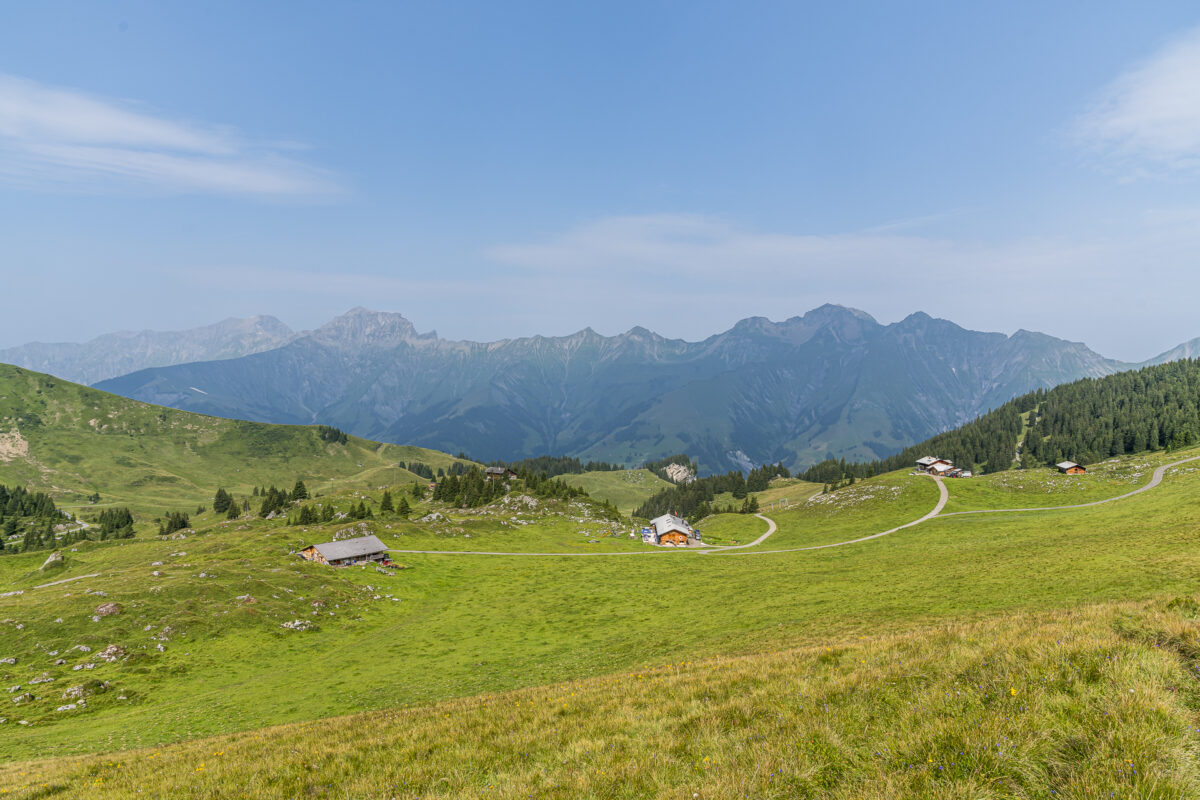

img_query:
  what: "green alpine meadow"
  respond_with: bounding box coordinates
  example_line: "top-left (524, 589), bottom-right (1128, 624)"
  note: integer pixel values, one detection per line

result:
top-left (5, 360), bottom-right (1200, 797)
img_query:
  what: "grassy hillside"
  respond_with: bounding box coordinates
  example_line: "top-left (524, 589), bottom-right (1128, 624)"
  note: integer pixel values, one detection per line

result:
top-left (6, 595), bottom-right (1200, 798)
top-left (0, 363), bottom-right (470, 514)
top-left (8, 364), bottom-right (1200, 795)
top-left (558, 468), bottom-right (672, 515)
top-left (5, 443), bottom-right (1200, 764)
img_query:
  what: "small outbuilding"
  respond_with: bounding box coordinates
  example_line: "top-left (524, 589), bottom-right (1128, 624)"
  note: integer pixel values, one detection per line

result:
top-left (300, 534), bottom-right (388, 566)
top-left (1056, 461), bottom-right (1087, 475)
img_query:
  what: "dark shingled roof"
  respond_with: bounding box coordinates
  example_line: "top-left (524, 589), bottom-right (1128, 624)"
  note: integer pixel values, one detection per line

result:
top-left (309, 534), bottom-right (387, 562)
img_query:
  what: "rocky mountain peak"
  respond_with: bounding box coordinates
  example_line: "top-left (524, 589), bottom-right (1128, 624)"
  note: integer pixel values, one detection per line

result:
top-left (309, 308), bottom-right (421, 349)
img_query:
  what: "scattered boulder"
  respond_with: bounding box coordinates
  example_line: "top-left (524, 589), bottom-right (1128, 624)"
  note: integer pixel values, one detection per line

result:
top-left (28, 673), bottom-right (54, 685)
top-left (39, 551), bottom-right (64, 571)
top-left (96, 644), bottom-right (125, 663)
top-left (12, 693), bottom-right (33, 704)
top-left (281, 619), bottom-right (313, 631)
top-left (236, 595), bottom-right (256, 604)
top-left (94, 602), bottom-right (121, 617)
top-left (56, 703), bottom-right (77, 712)
top-left (0, 657), bottom-right (15, 665)
top-left (62, 681), bottom-right (109, 700)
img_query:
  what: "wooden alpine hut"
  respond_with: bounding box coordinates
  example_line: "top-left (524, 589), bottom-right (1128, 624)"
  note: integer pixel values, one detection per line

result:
top-left (300, 534), bottom-right (388, 566)
top-left (647, 513), bottom-right (698, 546)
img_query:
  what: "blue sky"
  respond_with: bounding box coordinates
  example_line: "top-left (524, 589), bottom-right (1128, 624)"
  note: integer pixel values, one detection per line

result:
top-left (2, 2), bottom-right (1200, 360)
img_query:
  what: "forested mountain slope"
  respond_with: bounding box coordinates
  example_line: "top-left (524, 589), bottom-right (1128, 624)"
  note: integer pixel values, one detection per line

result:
top-left (95, 306), bottom-right (1134, 473)
top-left (802, 358), bottom-right (1200, 481)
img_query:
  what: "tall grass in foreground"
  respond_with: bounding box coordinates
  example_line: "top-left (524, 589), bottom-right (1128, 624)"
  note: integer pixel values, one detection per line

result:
top-left (5, 595), bottom-right (1200, 799)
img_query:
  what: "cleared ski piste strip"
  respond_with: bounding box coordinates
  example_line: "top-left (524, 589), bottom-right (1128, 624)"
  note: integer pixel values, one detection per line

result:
top-left (385, 454), bottom-right (1200, 558)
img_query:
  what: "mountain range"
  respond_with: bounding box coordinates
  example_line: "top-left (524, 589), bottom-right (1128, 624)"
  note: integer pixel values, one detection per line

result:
top-left (0, 315), bottom-right (296, 385)
top-left (64, 305), bottom-right (1193, 473)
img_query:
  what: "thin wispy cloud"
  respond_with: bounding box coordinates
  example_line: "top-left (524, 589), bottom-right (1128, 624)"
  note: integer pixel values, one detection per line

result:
top-left (0, 75), bottom-right (338, 196)
top-left (1075, 26), bottom-right (1200, 177)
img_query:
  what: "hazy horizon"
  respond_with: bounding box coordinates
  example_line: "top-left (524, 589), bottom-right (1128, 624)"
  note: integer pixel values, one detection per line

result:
top-left (4, 3), bottom-right (1200, 360)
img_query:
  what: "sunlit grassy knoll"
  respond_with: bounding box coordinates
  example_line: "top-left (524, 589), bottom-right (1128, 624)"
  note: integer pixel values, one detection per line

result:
top-left (559, 469), bottom-right (673, 515)
top-left (691, 512), bottom-right (764, 545)
top-left (940, 448), bottom-right (1195, 513)
top-left (711, 479), bottom-right (822, 514)
top-left (761, 471), bottom-right (938, 548)
top-left (6, 596), bottom-right (1200, 799)
top-left (755, 476), bottom-right (822, 508)
top-left (0, 363), bottom-right (470, 515)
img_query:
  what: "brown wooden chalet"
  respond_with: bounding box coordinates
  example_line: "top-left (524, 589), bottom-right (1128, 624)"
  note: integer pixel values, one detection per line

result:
top-left (646, 514), bottom-right (698, 546)
top-left (1056, 461), bottom-right (1087, 475)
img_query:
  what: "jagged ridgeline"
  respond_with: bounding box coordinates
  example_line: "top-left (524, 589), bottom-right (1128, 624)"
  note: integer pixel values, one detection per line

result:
top-left (803, 358), bottom-right (1200, 482)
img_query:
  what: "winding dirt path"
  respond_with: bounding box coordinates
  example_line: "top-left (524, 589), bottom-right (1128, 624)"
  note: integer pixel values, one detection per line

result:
top-left (383, 455), bottom-right (1199, 558)
top-left (713, 475), bottom-right (949, 557)
top-left (937, 455), bottom-right (1200, 517)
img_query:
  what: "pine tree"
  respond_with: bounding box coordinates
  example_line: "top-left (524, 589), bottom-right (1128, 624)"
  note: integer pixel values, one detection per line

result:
top-left (292, 480), bottom-right (309, 501)
top-left (379, 490), bottom-right (394, 513)
top-left (227, 502), bottom-right (240, 520)
top-left (411, 482), bottom-right (422, 499)
top-left (213, 488), bottom-right (232, 514)
top-left (396, 495), bottom-right (411, 517)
